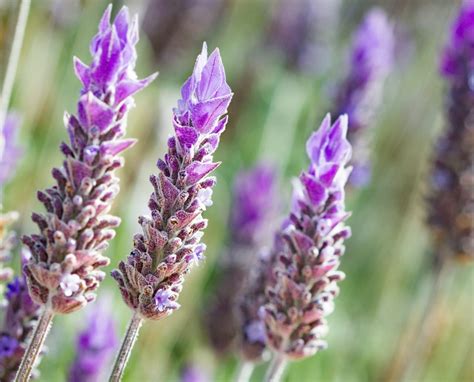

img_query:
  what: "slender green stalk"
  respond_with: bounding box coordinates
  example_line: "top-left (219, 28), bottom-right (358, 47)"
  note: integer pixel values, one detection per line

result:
top-left (0, 0), bottom-right (31, 157)
top-left (14, 308), bottom-right (54, 382)
top-left (109, 313), bottom-right (143, 382)
top-left (265, 353), bottom-right (288, 382)
top-left (235, 360), bottom-right (255, 382)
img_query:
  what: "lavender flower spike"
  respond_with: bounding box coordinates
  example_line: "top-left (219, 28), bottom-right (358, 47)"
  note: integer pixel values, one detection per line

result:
top-left (22, 5), bottom-right (156, 315)
top-left (0, 113), bottom-right (22, 186)
top-left (427, 0), bottom-right (474, 263)
top-left (68, 299), bottom-right (118, 382)
top-left (333, 8), bottom-right (394, 187)
top-left (261, 114), bottom-right (351, 371)
top-left (205, 165), bottom-right (276, 356)
top-left (0, 272), bottom-right (42, 381)
top-left (112, 42), bottom-right (232, 320)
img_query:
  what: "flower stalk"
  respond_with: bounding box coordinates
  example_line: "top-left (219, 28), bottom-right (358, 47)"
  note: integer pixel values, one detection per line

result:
top-left (14, 308), bottom-right (54, 382)
top-left (109, 313), bottom-right (143, 382)
top-left (264, 353), bottom-right (287, 382)
top-left (0, 0), bottom-right (30, 162)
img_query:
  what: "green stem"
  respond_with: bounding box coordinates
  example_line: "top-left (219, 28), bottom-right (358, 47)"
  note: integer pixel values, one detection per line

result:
top-left (234, 360), bottom-right (255, 382)
top-left (14, 308), bottom-right (54, 382)
top-left (265, 353), bottom-right (288, 382)
top-left (109, 312), bottom-right (143, 382)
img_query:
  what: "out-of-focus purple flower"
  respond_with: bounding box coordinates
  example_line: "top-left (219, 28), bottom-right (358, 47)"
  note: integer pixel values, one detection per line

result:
top-left (333, 8), bottom-right (394, 187)
top-left (231, 165), bottom-right (277, 245)
top-left (112, 43), bottom-right (232, 321)
top-left (22, 5), bottom-right (156, 314)
top-left (260, 114), bottom-right (352, 359)
top-left (427, 1), bottom-right (474, 263)
top-left (0, 113), bottom-right (22, 187)
top-left (180, 365), bottom-right (209, 382)
top-left (204, 165), bottom-right (277, 356)
top-left (0, 274), bottom-right (42, 381)
top-left (68, 300), bottom-right (118, 382)
top-left (267, 0), bottom-right (341, 72)
top-left (441, 0), bottom-right (474, 81)
top-left (142, 0), bottom-right (228, 66)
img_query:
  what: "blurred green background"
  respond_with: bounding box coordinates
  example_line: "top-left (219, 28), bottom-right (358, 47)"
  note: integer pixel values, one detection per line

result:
top-left (0, 0), bottom-right (472, 381)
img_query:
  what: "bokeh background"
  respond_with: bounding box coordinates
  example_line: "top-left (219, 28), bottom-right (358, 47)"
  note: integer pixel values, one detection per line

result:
top-left (0, 0), bottom-right (472, 381)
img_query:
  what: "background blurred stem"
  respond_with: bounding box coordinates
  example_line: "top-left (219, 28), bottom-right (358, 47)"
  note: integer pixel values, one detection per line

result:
top-left (109, 313), bottom-right (143, 382)
top-left (14, 307), bottom-right (54, 382)
top-left (0, 0), bottom-right (30, 164)
top-left (264, 353), bottom-right (287, 382)
top-left (384, 259), bottom-right (453, 382)
top-left (234, 360), bottom-right (254, 382)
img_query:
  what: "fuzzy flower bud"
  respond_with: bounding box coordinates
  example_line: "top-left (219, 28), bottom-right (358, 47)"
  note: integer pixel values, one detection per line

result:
top-left (204, 165), bottom-right (277, 355)
top-left (260, 114), bottom-right (352, 360)
top-left (333, 8), bottom-right (394, 187)
top-left (427, 0), bottom-right (474, 263)
top-left (68, 299), bottom-right (118, 382)
top-left (22, 5), bottom-right (156, 314)
top-left (0, 274), bottom-right (42, 380)
top-left (112, 43), bottom-right (232, 320)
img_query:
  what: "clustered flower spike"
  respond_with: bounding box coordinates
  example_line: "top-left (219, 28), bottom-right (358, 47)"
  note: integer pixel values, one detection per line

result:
top-left (205, 165), bottom-right (276, 355)
top-left (333, 8), bottom-right (394, 187)
top-left (0, 273), bottom-right (42, 380)
top-left (267, 0), bottom-right (341, 72)
top-left (22, 5), bottom-right (156, 314)
top-left (260, 114), bottom-right (352, 359)
top-left (112, 43), bottom-right (232, 320)
top-left (68, 300), bottom-right (118, 382)
top-left (0, 113), bottom-right (22, 186)
top-left (427, 0), bottom-right (474, 263)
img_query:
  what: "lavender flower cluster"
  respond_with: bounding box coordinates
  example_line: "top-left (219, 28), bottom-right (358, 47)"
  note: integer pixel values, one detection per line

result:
top-left (0, 2), bottom-right (470, 381)
top-left (0, 274), bottom-right (41, 380)
top-left (112, 43), bottom-right (232, 320)
top-left (427, 0), bottom-right (474, 263)
top-left (333, 8), bottom-right (394, 187)
top-left (22, 5), bottom-right (155, 314)
top-left (205, 165), bottom-right (276, 355)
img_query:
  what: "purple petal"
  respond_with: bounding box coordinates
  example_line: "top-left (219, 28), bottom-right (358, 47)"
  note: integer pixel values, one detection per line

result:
top-left (78, 92), bottom-right (115, 132)
top-left (185, 162), bottom-right (220, 185)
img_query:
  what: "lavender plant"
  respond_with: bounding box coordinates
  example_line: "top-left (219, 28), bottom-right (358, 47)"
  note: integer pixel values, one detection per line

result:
top-left (16, 5), bottom-right (155, 380)
top-left (267, 0), bottom-right (341, 73)
top-left (110, 43), bottom-right (232, 380)
top-left (427, 0), bottom-right (474, 263)
top-left (204, 165), bottom-right (276, 356)
top-left (0, 273), bottom-right (41, 381)
top-left (333, 8), bottom-right (394, 187)
top-left (68, 299), bottom-right (118, 382)
top-left (260, 114), bottom-right (352, 381)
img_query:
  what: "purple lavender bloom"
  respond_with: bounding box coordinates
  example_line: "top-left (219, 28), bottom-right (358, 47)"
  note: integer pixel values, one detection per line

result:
top-left (112, 43), bottom-right (232, 320)
top-left (333, 8), bottom-right (394, 187)
top-left (427, 0), bottom-right (474, 263)
top-left (0, 275), bottom-right (42, 381)
top-left (204, 165), bottom-right (277, 356)
top-left (68, 300), bottom-right (118, 382)
top-left (0, 113), bottom-right (22, 186)
top-left (267, 0), bottom-right (341, 72)
top-left (22, 5), bottom-right (156, 314)
top-left (180, 365), bottom-right (209, 382)
top-left (260, 114), bottom-right (352, 359)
